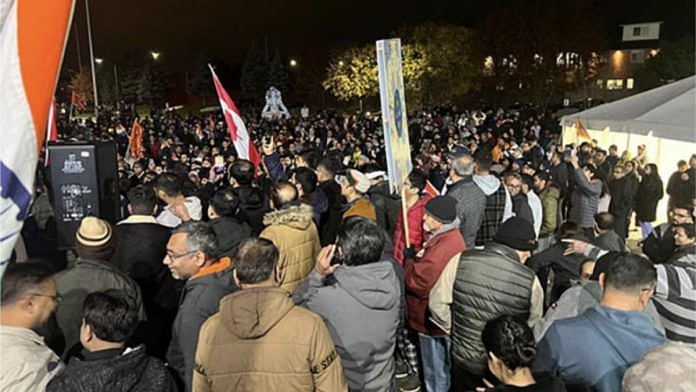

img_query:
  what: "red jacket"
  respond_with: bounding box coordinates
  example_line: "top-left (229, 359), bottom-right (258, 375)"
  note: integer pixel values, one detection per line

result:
top-left (392, 195), bottom-right (432, 265)
top-left (404, 227), bottom-right (466, 335)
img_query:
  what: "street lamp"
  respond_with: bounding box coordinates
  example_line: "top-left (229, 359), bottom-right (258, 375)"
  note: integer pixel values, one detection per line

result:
top-left (289, 59), bottom-right (297, 67)
top-left (151, 51), bottom-right (161, 60)
top-left (95, 58), bottom-right (103, 65)
top-left (338, 60), bottom-right (345, 67)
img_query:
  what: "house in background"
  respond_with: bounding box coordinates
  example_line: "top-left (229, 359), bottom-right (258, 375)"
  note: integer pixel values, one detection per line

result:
top-left (593, 21), bottom-right (662, 98)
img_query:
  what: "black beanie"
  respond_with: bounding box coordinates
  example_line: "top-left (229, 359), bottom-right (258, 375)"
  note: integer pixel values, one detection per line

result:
top-left (493, 217), bottom-right (537, 251)
top-left (424, 196), bottom-right (458, 224)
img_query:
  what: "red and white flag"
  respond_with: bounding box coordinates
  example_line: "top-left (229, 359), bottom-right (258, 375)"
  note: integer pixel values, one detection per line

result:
top-left (424, 180), bottom-right (441, 198)
top-left (208, 64), bottom-right (260, 168)
top-left (44, 98), bottom-right (58, 166)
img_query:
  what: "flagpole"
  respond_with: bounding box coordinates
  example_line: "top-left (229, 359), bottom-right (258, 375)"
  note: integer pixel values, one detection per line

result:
top-left (85, 0), bottom-right (99, 118)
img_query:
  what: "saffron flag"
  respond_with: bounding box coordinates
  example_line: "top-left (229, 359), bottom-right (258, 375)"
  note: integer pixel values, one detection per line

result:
top-left (128, 119), bottom-right (143, 159)
top-left (195, 123), bottom-right (205, 144)
top-left (44, 98), bottom-right (58, 166)
top-left (208, 114), bottom-right (215, 133)
top-left (209, 64), bottom-right (260, 168)
top-left (71, 90), bottom-right (86, 110)
top-left (0, 0), bottom-right (75, 272)
top-left (575, 119), bottom-right (592, 142)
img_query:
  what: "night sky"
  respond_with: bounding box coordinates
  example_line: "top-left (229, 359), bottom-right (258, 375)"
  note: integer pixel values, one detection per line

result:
top-left (61, 0), bottom-right (694, 74)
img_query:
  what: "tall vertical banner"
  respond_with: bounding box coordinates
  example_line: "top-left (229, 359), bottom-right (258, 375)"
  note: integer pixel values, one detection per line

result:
top-left (377, 38), bottom-right (413, 246)
top-left (376, 39), bottom-right (412, 194)
top-left (0, 0), bottom-right (75, 273)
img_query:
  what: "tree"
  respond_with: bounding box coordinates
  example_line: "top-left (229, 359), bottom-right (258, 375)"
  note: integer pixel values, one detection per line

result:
top-left (322, 43), bottom-right (427, 109)
top-left (118, 66), bottom-right (140, 103)
top-left (188, 52), bottom-right (215, 104)
top-left (241, 40), bottom-right (269, 100)
top-left (137, 66), bottom-right (166, 105)
top-left (635, 36), bottom-right (695, 90)
top-left (267, 51), bottom-right (289, 93)
top-left (68, 70), bottom-right (92, 103)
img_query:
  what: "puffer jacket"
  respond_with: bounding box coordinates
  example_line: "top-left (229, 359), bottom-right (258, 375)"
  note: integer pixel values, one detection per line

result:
top-left (538, 186), bottom-right (560, 238)
top-left (47, 345), bottom-right (176, 392)
top-left (452, 243), bottom-right (536, 375)
top-left (293, 261), bottom-right (400, 392)
top-left (392, 195), bottom-right (432, 265)
top-left (261, 204), bottom-right (321, 294)
top-left (193, 287), bottom-right (348, 392)
top-left (569, 168), bottom-right (602, 228)
top-left (167, 258), bottom-right (236, 391)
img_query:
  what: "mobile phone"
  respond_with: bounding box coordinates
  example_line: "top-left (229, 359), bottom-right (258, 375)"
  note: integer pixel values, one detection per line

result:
top-left (330, 243), bottom-right (343, 266)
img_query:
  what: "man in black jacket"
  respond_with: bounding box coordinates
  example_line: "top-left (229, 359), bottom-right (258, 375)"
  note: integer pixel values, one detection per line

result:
top-left (207, 188), bottom-right (251, 258)
top-left (505, 173), bottom-right (534, 226)
top-left (608, 165), bottom-right (636, 240)
top-left (47, 290), bottom-right (176, 392)
top-left (229, 159), bottom-right (268, 235)
top-left (113, 186), bottom-right (180, 359)
top-left (316, 157), bottom-right (344, 246)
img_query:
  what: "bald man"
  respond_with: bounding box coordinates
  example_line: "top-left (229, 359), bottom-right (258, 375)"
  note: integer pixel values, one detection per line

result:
top-left (260, 181), bottom-right (321, 294)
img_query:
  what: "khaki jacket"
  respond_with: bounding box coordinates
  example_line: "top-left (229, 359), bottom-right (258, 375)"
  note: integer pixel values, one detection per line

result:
top-left (193, 287), bottom-right (347, 392)
top-left (261, 204), bottom-right (321, 294)
top-left (0, 326), bottom-right (63, 392)
top-left (342, 197), bottom-right (377, 221)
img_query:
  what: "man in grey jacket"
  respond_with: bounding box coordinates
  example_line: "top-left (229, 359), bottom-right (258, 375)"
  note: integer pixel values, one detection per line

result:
top-left (294, 217), bottom-right (400, 392)
top-left (446, 150), bottom-right (486, 248)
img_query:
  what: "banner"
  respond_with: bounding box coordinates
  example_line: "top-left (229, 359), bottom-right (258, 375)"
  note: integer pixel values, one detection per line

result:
top-left (376, 38), bottom-right (412, 194)
top-left (0, 0), bottom-right (75, 272)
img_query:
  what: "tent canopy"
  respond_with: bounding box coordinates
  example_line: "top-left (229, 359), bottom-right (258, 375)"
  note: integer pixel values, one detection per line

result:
top-left (561, 76), bottom-right (695, 143)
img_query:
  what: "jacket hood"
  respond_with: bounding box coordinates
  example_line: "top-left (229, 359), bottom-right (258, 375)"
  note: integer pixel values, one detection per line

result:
top-left (263, 203), bottom-right (314, 229)
top-left (589, 305), bottom-right (665, 348)
top-left (220, 287), bottom-right (295, 339)
top-left (235, 186), bottom-right (264, 210)
top-left (333, 261), bottom-right (399, 310)
top-left (473, 175), bottom-right (501, 196)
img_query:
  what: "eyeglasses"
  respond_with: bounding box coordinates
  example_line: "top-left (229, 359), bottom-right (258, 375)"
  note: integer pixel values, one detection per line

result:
top-left (165, 250), bottom-right (197, 260)
top-left (507, 184), bottom-right (521, 189)
top-left (30, 293), bottom-right (62, 304)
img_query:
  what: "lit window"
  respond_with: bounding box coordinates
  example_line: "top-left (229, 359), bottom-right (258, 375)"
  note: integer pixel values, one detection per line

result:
top-left (596, 79), bottom-right (604, 88)
top-left (630, 50), bottom-right (645, 63)
top-left (633, 27), bottom-right (641, 36)
top-left (627, 78), bottom-right (634, 89)
top-left (607, 79), bottom-right (624, 90)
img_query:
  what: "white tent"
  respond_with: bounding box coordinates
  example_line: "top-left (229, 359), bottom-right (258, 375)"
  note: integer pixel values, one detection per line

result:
top-left (561, 76), bottom-right (696, 222)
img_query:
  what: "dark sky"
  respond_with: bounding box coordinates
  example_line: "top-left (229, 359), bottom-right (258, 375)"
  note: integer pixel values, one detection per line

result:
top-left (61, 0), bottom-right (694, 74)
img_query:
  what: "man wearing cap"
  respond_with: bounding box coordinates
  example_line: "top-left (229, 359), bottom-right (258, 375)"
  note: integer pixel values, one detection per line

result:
top-left (53, 216), bottom-right (146, 358)
top-left (450, 217), bottom-right (544, 389)
top-left (445, 150), bottom-right (486, 248)
top-left (341, 169), bottom-right (377, 222)
top-left (404, 196), bottom-right (466, 392)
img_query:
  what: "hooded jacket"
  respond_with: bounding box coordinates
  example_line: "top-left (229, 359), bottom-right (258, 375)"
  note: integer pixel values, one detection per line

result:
top-left (47, 346), bottom-right (176, 392)
top-left (194, 287), bottom-right (348, 392)
top-left (535, 305), bottom-right (666, 392)
top-left (208, 216), bottom-right (252, 258)
top-left (293, 261), bottom-right (401, 392)
top-left (167, 258), bottom-right (236, 391)
top-left (233, 185), bottom-right (268, 235)
top-left (474, 174), bottom-right (513, 246)
top-left (261, 204), bottom-right (321, 294)
top-left (569, 168), bottom-right (602, 229)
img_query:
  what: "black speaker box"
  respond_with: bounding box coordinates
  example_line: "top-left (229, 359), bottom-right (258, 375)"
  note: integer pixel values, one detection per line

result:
top-left (47, 142), bottom-right (119, 249)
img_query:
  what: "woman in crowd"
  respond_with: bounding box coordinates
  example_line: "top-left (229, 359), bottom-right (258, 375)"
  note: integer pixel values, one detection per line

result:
top-left (635, 163), bottom-right (664, 239)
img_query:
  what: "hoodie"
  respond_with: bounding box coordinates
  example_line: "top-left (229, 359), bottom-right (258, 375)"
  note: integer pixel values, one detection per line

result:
top-left (294, 261), bottom-right (400, 392)
top-left (474, 174), bottom-right (513, 221)
top-left (193, 287), bottom-right (348, 391)
top-left (536, 305), bottom-right (666, 392)
top-left (233, 186), bottom-right (268, 235)
top-left (209, 216), bottom-right (252, 258)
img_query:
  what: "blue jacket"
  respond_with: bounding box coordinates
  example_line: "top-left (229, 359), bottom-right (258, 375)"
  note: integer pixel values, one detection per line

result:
top-left (535, 305), bottom-right (665, 392)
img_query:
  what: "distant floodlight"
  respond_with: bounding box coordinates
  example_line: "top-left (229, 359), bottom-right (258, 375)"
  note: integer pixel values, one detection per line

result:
top-left (151, 51), bottom-right (161, 60)
top-left (95, 58), bottom-right (103, 65)
top-left (289, 59), bottom-right (297, 67)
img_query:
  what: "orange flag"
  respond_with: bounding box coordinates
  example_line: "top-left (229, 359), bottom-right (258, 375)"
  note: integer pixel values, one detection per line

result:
top-left (129, 119), bottom-right (143, 159)
top-left (575, 119), bottom-right (592, 142)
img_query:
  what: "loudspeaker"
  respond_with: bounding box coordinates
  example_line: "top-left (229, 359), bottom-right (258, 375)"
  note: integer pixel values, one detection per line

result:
top-left (48, 142), bottom-right (119, 249)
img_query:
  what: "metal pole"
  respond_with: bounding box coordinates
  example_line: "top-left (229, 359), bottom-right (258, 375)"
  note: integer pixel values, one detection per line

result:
top-left (74, 14), bottom-right (83, 72)
top-left (85, 0), bottom-right (99, 118)
top-left (113, 64), bottom-right (120, 99)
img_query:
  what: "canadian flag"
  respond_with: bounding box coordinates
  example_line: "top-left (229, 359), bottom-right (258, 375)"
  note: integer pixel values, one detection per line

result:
top-left (44, 98), bottom-right (58, 166)
top-left (209, 64), bottom-right (260, 168)
top-left (424, 180), bottom-right (441, 198)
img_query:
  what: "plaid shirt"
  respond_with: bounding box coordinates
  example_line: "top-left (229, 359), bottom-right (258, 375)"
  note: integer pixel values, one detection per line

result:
top-left (475, 183), bottom-right (507, 246)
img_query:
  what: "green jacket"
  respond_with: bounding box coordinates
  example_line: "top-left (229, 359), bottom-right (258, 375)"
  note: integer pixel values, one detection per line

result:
top-left (539, 187), bottom-right (560, 237)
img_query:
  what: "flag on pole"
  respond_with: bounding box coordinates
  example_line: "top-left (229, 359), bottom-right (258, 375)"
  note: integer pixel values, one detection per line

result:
top-left (0, 0), bottom-right (75, 272)
top-left (71, 90), bottom-right (86, 110)
top-left (575, 119), bottom-right (592, 142)
top-left (208, 64), bottom-right (260, 168)
top-left (128, 119), bottom-right (143, 159)
top-left (44, 98), bottom-right (58, 166)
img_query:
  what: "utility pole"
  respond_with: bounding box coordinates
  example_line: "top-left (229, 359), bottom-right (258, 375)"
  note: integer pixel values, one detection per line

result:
top-left (74, 15), bottom-right (82, 72)
top-left (85, 0), bottom-right (99, 118)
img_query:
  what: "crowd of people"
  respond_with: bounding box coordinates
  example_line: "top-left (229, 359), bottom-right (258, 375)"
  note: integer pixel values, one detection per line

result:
top-left (2, 102), bottom-right (696, 392)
